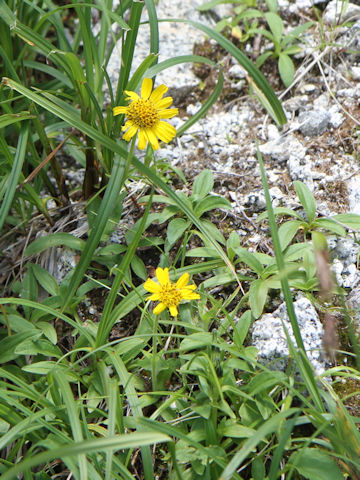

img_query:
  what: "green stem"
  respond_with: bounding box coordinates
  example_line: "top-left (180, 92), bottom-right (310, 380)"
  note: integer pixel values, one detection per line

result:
top-left (256, 143), bottom-right (306, 352)
top-left (152, 314), bottom-right (159, 392)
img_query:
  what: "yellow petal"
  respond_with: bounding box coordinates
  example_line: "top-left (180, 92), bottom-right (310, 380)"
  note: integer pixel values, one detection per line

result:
top-left (169, 305), bottom-right (178, 317)
top-left (122, 120), bottom-right (133, 131)
top-left (158, 108), bottom-right (179, 119)
top-left (141, 78), bottom-right (153, 100)
top-left (144, 278), bottom-right (161, 293)
top-left (154, 122), bottom-right (176, 143)
top-left (123, 125), bottom-right (138, 141)
top-left (113, 106), bottom-right (128, 116)
top-left (147, 293), bottom-right (161, 301)
top-left (124, 90), bottom-right (140, 102)
top-left (154, 97), bottom-right (173, 110)
top-left (145, 128), bottom-right (159, 150)
top-left (156, 267), bottom-right (169, 286)
top-left (150, 84), bottom-right (168, 102)
top-left (181, 290), bottom-right (200, 300)
top-left (176, 273), bottom-right (190, 289)
top-left (153, 302), bottom-right (167, 315)
top-left (137, 129), bottom-right (147, 150)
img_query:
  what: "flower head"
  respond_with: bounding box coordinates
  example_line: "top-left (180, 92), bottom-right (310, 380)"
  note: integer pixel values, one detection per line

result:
top-left (113, 78), bottom-right (178, 150)
top-left (144, 267), bottom-right (200, 317)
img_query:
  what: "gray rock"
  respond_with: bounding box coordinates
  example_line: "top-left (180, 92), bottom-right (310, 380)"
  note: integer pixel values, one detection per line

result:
top-left (323, 0), bottom-right (360, 25)
top-left (330, 236), bottom-right (360, 266)
top-left (244, 191), bottom-right (266, 213)
top-left (260, 134), bottom-right (307, 163)
top-left (252, 296), bottom-right (327, 375)
top-left (298, 109), bottom-right (330, 137)
top-left (348, 174), bottom-right (360, 215)
top-left (346, 284), bottom-right (360, 330)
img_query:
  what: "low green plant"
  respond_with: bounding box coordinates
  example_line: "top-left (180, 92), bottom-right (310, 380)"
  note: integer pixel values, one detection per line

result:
top-left (254, 11), bottom-right (313, 87)
top-left (199, 0), bottom-right (313, 87)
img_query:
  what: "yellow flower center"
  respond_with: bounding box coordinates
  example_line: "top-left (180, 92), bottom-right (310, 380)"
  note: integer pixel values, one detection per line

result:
top-left (159, 283), bottom-right (182, 307)
top-left (127, 99), bottom-right (159, 128)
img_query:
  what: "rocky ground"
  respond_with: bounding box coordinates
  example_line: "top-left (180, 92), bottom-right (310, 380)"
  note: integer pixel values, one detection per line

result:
top-left (106, 0), bottom-right (360, 373)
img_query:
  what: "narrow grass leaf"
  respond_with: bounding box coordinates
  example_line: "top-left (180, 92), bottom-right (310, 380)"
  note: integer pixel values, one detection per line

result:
top-left (0, 433), bottom-right (169, 480)
top-left (160, 18), bottom-right (287, 125)
top-left (0, 123), bottom-right (29, 233)
top-left (108, 351), bottom-right (154, 480)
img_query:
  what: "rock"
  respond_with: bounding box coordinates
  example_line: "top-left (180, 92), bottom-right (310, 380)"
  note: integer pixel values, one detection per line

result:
top-left (351, 66), bottom-right (360, 80)
top-left (244, 191), bottom-right (266, 213)
top-left (260, 134), bottom-right (307, 163)
top-left (328, 236), bottom-right (360, 288)
top-left (346, 284), bottom-right (360, 330)
top-left (298, 109), bottom-right (330, 137)
top-left (347, 175), bottom-right (360, 215)
top-left (228, 64), bottom-right (247, 79)
top-left (287, 154), bottom-right (314, 191)
top-left (329, 236), bottom-right (360, 266)
top-left (252, 296), bottom-right (327, 375)
top-left (323, 0), bottom-right (360, 25)
top-left (329, 105), bottom-right (345, 129)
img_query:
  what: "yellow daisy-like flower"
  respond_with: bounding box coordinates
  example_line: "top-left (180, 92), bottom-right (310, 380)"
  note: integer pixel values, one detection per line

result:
top-left (113, 78), bottom-right (178, 150)
top-left (144, 267), bottom-right (200, 317)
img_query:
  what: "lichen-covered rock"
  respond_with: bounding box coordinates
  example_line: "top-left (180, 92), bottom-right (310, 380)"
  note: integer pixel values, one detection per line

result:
top-left (252, 296), bottom-right (327, 375)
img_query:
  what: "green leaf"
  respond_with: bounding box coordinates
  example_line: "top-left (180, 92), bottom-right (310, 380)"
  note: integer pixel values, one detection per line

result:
top-left (249, 279), bottom-right (268, 319)
top-left (219, 420), bottom-right (256, 439)
top-left (278, 53), bottom-right (295, 87)
top-left (0, 123), bottom-right (29, 233)
top-left (278, 220), bottom-right (301, 250)
top-left (166, 218), bottom-right (190, 247)
top-left (202, 271), bottom-right (251, 289)
top-left (180, 332), bottom-right (213, 351)
top-left (283, 242), bottom-right (310, 261)
top-left (15, 338), bottom-right (62, 358)
top-left (29, 264), bottom-right (59, 296)
top-left (22, 361), bottom-right (77, 380)
top-left (282, 21), bottom-right (314, 46)
top-left (25, 233), bottom-right (85, 257)
top-left (130, 256), bottom-right (148, 281)
top-left (234, 247), bottom-right (264, 275)
top-left (313, 217), bottom-right (346, 236)
top-left (36, 321), bottom-right (57, 345)
top-left (282, 45), bottom-right (302, 55)
top-left (194, 195), bottom-right (231, 217)
top-left (289, 448), bottom-right (344, 480)
top-left (294, 180), bottom-right (316, 224)
top-left (265, 12), bottom-right (283, 44)
top-left (257, 207), bottom-right (303, 221)
top-left (192, 169), bottom-right (214, 200)
top-left (186, 247), bottom-right (219, 258)
top-left (252, 456), bottom-right (266, 480)
top-left (0, 112), bottom-right (35, 128)
top-left (0, 331), bottom-right (41, 363)
top-left (331, 213), bottom-right (360, 230)
top-left (233, 310), bottom-right (253, 346)
top-left (199, 218), bottom-right (226, 245)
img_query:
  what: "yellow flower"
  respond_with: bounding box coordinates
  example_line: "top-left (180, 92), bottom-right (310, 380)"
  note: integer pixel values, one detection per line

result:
top-left (113, 78), bottom-right (178, 150)
top-left (144, 267), bottom-right (200, 317)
